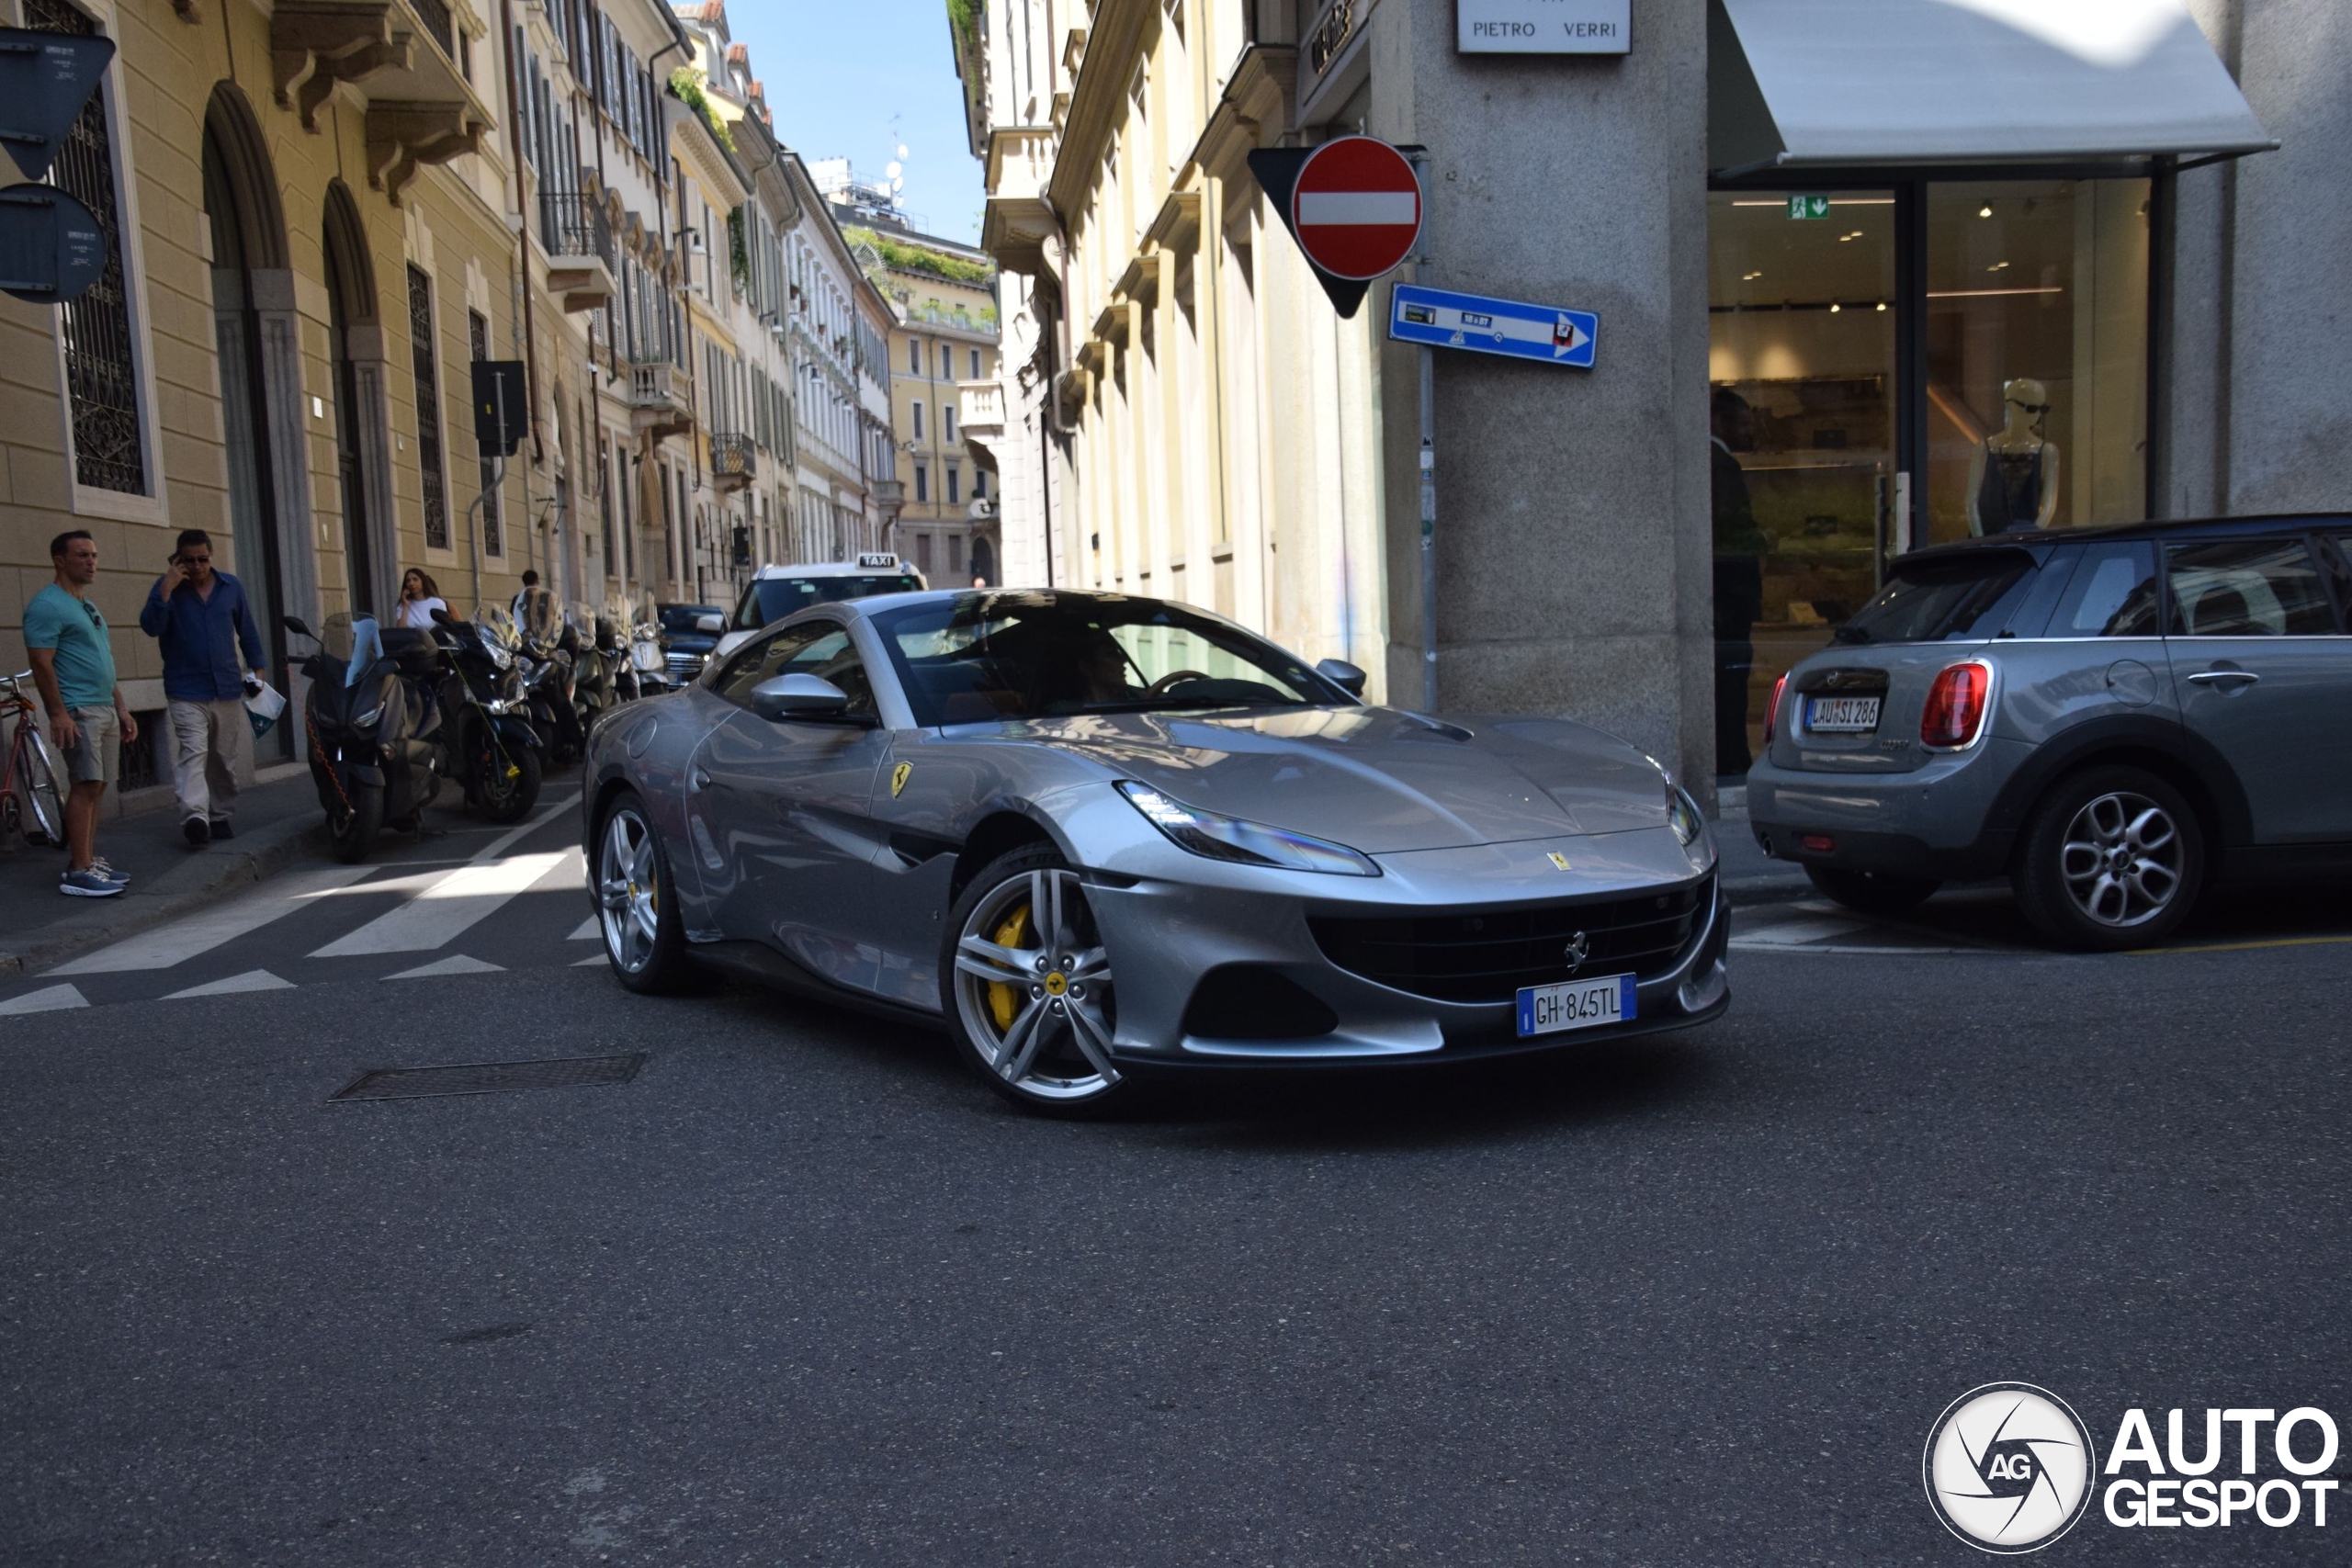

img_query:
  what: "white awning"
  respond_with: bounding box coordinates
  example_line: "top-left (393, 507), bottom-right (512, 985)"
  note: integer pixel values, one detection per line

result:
top-left (1710, 0), bottom-right (2275, 174)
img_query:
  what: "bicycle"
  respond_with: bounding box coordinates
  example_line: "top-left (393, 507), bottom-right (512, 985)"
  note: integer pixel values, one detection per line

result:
top-left (1, 670), bottom-right (67, 849)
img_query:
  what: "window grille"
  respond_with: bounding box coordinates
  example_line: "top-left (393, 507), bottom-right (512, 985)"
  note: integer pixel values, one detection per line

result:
top-left (469, 310), bottom-right (502, 556)
top-left (407, 265), bottom-right (450, 550)
top-left (28, 0), bottom-right (144, 496)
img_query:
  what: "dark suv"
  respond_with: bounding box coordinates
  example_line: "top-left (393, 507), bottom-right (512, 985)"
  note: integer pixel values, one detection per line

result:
top-left (1747, 514), bottom-right (2352, 949)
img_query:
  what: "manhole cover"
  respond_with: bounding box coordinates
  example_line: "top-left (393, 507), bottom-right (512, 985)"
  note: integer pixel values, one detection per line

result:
top-left (329, 1053), bottom-right (647, 1102)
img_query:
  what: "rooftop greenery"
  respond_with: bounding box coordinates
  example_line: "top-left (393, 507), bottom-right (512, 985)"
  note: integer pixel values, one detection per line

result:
top-left (670, 68), bottom-right (736, 152)
top-left (842, 224), bottom-right (994, 286)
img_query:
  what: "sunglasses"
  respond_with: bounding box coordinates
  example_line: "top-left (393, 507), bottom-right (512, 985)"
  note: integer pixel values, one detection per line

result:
top-left (2007, 400), bottom-right (2052, 414)
top-left (80, 600), bottom-right (101, 628)
top-left (178, 554), bottom-right (211, 566)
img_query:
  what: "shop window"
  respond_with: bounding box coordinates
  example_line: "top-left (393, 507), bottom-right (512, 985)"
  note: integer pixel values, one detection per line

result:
top-left (1707, 189), bottom-right (1895, 779)
top-left (1926, 181), bottom-right (2149, 541)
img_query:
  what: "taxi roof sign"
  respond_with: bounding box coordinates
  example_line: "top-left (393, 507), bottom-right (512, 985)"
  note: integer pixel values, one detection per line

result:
top-left (855, 552), bottom-right (900, 569)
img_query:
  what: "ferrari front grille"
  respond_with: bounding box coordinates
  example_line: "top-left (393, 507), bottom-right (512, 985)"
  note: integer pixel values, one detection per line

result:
top-left (1308, 876), bottom-right (1710, 1005)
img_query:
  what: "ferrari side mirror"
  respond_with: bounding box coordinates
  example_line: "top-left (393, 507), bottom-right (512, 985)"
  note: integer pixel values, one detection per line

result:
top-left (695, 612), bottom-right (725, 635)
top-left (749, 672), bottom-right (854, 722)
top-left (1316, 659), bottom-right (1368, 698)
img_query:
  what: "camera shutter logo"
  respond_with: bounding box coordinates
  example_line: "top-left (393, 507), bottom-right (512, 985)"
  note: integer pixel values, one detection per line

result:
top-left (1923, 1383), bottom-right (2097, 1554)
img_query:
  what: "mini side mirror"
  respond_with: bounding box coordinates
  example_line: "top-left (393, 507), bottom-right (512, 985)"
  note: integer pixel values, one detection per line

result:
top-left (749, 672), bottom-right (854, 722)
top-left (282, 615), bottom-right (313, 639)
top-left (1316, 658), bottom-right (1368, 698)
top-left (695, 612), bottom-right (725, 635)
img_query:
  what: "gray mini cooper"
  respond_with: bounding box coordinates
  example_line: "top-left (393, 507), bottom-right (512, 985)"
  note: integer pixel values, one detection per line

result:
top-left (1747, 514), bottom-right (2352, 950)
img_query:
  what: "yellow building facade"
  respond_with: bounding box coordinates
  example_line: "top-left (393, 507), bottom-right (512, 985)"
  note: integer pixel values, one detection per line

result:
top-left (965, 0), bottom-right (1389, 692)
top-left (859, 231), bottom-right (1001, 585)
top-left (0, 0), bottom-right (527, 792)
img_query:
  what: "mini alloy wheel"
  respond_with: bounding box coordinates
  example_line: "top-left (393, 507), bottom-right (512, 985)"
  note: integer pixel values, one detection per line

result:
top-left (946, 849), bottom-right (1125, 1110)
top-left (2014, 765), bottom-right (2203, 951)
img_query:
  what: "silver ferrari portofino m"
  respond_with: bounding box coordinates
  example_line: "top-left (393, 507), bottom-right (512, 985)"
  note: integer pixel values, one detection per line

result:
top-left (582, 590), bottom-right (1729, 1111)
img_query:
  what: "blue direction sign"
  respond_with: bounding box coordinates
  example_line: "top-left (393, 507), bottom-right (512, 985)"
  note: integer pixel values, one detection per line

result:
top-left (1387, 283), bottom-right (1598, 368)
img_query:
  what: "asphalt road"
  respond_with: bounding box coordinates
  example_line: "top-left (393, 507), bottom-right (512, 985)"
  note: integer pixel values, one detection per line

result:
top-left (4, 827), bottom-right (2349, 1565)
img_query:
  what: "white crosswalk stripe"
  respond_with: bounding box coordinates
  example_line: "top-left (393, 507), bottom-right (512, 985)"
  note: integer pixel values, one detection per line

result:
top-left (164, 969), bottom-right (295, 998)
top-left (308, 852), bottom-right (574, 958)
top-left (52, 866), bottom-right (377, 975)
top-left (0, 983), bottom-right (88, 1015)
top-left (385, 954), bottom-right (506, 980)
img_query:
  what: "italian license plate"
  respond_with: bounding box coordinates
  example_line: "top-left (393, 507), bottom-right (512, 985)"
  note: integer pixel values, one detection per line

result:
top-left (1515, 974), bottom-right (1636, 1038)
top-left (1805, 695), bottom-right (1882, 733)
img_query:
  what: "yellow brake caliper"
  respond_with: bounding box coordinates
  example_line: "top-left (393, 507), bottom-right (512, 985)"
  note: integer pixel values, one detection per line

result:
top-left (987, 902), bottom-right (1033, 1032)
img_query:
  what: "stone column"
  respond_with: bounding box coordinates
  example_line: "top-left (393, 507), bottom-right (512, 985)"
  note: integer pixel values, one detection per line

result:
top-left (1371, 0), bottom-right (1714, 788)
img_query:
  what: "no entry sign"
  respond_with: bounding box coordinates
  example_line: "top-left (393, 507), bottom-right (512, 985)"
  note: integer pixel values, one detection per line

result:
top-left (1289, 135), bottom-right (1423, 281)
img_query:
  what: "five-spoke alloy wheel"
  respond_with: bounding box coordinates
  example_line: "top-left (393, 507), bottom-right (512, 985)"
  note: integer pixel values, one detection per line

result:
top-left (2015, 765), bottom-right (2204, 951)
top-left (944, 844), bottom-right (1128, 1113)
top-left (598, 792), bottom-right (689, 991)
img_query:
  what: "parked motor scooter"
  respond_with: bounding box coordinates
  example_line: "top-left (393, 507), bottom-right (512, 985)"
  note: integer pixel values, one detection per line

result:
top-left (514, 590), bottom-right (585, 765)
top-left (566, 603), bottom-right (616, 728)
top-left (427, 605), bottom-right (544, 823)
top-left (284, 613), bottom-right (443, 863)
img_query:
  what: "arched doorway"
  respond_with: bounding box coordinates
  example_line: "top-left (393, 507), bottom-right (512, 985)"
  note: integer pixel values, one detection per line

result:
top-left (322, 181), bottom-right (396, 615)
top-left (201, 85), bottom-right (309, 755)
top-left (971, 534), bottom-right (996, 587)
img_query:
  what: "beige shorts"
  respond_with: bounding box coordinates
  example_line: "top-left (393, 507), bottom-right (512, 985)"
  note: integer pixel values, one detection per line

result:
top-left (60, 705), bottom-right (119, 786)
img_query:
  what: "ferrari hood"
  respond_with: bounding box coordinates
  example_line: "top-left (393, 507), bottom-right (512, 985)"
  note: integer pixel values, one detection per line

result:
top-left (995, 707), bottom-right (1673, 854)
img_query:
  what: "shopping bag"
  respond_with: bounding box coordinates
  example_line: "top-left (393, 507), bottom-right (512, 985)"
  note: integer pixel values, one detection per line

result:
top-left (243, 678), bottom-right (287, 739)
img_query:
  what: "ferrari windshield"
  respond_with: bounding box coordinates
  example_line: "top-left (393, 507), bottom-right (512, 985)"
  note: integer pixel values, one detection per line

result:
top-left (873, 592), bottom-right (1338, 726)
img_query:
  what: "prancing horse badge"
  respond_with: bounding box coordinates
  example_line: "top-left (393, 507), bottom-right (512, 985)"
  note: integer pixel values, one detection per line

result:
top-left (890, 761), bottom-right (913, 797)
top-left (1547, 852), bottom-right (1572, 871)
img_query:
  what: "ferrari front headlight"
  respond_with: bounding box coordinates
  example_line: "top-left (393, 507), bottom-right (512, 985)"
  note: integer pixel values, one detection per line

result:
top-left (1668, 784), bottom-right (1705, 848)
top-left (1116, 782), bottom-right (1379, 876)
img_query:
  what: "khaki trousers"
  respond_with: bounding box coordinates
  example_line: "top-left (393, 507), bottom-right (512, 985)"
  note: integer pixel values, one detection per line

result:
top-left (167, 697), bottom-right (251, 824)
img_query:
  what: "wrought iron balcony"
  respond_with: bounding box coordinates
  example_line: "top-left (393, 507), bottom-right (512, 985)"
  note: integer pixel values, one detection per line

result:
top-left (540, 192), bottom-right (615, 311)
top-left (709, 433), bottom-right (756, 491)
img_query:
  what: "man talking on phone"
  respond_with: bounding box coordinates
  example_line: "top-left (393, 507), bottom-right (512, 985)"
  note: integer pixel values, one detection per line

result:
top-left (139, 528), bottom-right (266, 849)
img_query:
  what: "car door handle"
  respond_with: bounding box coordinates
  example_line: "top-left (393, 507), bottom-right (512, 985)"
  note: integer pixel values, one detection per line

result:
top-left (2185, 670), bottom-right (2260, 687)
top-left (691, 766), bottom-right (712, 788)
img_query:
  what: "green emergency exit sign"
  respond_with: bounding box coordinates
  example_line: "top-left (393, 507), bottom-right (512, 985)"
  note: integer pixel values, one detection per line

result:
top-left (1788, 195), bottom-right (1831, 220)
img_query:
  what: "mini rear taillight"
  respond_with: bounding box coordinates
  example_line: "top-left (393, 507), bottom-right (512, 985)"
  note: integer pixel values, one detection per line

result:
top-left (1765, 673), bottom-right (1788, 738)
top-left (1920, 661), bottom-right (1992, 750)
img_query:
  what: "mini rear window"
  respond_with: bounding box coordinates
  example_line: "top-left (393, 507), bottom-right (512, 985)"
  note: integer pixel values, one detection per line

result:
top-left (1834, 550), bottom-right (2036, 646)
top-left (732, 575), bottom-right (923, 631)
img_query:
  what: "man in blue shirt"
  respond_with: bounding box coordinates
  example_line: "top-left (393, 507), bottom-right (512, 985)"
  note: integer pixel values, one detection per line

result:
top-left (24, 530), bottom-right (138, 897)
top-left (139, 528), bottom-right (266, 848)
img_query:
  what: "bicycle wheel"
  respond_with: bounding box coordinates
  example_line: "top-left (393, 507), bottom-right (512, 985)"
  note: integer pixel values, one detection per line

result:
top-left (17, 727), bottom-right (65, 846)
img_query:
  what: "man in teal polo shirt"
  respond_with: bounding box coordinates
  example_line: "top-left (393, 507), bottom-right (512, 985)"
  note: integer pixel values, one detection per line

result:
top-left (24, 529), bottom-right (139, 897)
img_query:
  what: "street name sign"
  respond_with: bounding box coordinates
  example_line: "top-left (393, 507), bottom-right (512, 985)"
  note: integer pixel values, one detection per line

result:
top-left (0, 28), bottom-right (116, 180)
top-left (1246, 135), bottom-right (1423, 318)
top-left (0, 183), bottom-right (102, 304)
top-left (1388, 283), bottom-right (1598, 369)
top-left (1458, 0), bottom-right (1629, 54)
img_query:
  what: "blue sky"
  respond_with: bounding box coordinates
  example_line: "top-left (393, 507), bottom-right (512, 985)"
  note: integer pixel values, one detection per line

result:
top-left (725, 0), bottom-right (988, 243)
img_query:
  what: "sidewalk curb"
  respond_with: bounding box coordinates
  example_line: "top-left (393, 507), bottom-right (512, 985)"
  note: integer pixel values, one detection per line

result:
top-left (0, 815), bottom-right (322, 977)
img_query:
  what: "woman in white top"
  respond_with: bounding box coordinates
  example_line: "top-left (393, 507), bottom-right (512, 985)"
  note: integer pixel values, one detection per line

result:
top-left (393, 568), bottom-right (448, 630)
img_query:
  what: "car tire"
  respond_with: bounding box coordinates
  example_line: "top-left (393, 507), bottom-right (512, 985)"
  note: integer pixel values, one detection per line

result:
top-left (594, 791), bottom-right (693, 994)
top-left (940, 842), bottom-right (1135, 1117)
top-left (1804, 864), bottom-right (1940, 915)
top-left (2012, 765), bottom-right (2204, 952)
